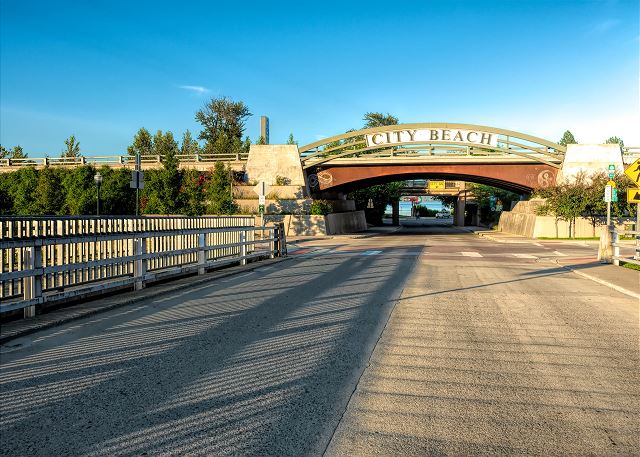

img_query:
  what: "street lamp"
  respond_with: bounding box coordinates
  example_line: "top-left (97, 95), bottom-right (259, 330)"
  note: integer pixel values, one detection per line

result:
top-left (94, 172), bottom-right (103, 216)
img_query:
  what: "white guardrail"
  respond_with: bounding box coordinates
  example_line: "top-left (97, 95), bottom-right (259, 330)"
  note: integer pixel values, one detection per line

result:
top-left (0, 216), bottom-right (286, 318)
top-left (0, 153), bottom-right (249, 168)
top-left (610, 229), bottom-right (640, 266)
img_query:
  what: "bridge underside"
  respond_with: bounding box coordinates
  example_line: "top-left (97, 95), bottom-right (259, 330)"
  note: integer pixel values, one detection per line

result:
top-left (311, 163), bottom-right (559, 194)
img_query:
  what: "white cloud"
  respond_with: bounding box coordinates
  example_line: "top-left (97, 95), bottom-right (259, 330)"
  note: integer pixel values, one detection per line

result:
top-left (178, 85), bottom-right (210, 95)
top-left (593, 19), bottom-right (620, 33)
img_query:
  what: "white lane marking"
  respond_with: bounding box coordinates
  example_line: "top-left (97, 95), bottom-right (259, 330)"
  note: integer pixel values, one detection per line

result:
top-left (461, 251), bottom-right (483, 257)
top-left (362, 250), bottom-right (383, 256)
top-left (533, 242), bottom-right (543, 247)
top-left (513, 253), bottom-right (538, 259)
top-left (553, 250), bottom-right (568, 256)
top-left (301, 248), bottom-right (332, 257)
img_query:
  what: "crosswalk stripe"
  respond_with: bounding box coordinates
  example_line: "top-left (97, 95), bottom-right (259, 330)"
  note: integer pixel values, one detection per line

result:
top-left (460, 251), bottom-right (483, 257)
top-left (553, 250), bottom-right (567, 257)
top-left (362, 250), bottom-right (382, 256)
top-left (513, 253), bottom-right (537, 259)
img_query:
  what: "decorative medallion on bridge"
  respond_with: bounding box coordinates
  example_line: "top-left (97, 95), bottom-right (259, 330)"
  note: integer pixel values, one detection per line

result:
top-left (537, 170), bottom-right (554, 187)
top-left (317, 171), bottom-right (333, 185)
top-left (307, 174), bottom-right (319, 189)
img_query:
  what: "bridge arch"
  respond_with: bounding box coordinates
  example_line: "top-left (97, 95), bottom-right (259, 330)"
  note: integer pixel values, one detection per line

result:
top-left (299, 123), bottom-right (564, 193)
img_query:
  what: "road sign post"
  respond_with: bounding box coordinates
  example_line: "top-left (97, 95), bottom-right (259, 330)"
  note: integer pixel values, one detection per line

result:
top-left (604, 185), bottom-right (612, 228)
top-left (623, 159), bottom-right (640, 259)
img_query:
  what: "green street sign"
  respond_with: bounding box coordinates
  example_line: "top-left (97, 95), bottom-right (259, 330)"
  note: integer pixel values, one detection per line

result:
top-left (612, 188), bottom-right (618, 202)
top-left (608, 164), bottom-right (616, 171)
top-left (258, 204), bottom-right (265, 213)
top-left (608, 172), bottom-right (615, 179)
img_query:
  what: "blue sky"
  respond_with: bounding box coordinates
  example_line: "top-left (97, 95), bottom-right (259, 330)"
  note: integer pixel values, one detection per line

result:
top-left (1, 0), bottom-right (638, 156)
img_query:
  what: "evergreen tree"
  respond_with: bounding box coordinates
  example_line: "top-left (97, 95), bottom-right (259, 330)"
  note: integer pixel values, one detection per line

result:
top-left (6, 167), bottom-right (38, 214)
top-left (363, 112), bottom-right (399, 128)
top-left (33, 167), bottom-right (64, 214)
top-left (559, 130), bottom-right (577, 146)
top-left (143, 144), bottom-right (183, 214)
top-left (61, 166), bottom-right (98, 214)
top-left (206, 162), bottom-right (235, 214)
top-left (127, 128), bottom-right (153, 156)
top-left (62, 135), bottom-right (81, 158)
top-left (286, 133), bottom-right (297, 145)
top-left (605, 136), bottom-right (624, 148)
top-left (181, 169), bottom-right (207, 215)
top-left (180, 130), bottom-right (200, 156)
top-left (153, 130), bottom-right (179, 158)
top-left (99, 166), bottom-right (136, 215)
top-left (195, 96), bottom-right (251, 155)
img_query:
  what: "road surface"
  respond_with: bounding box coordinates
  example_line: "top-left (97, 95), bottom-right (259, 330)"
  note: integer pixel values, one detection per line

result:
top-left (1, 226), bottom-right (638, 456)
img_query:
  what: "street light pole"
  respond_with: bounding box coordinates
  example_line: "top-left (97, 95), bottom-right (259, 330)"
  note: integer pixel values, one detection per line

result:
top-left (94, 172), bottom-right (103, 217)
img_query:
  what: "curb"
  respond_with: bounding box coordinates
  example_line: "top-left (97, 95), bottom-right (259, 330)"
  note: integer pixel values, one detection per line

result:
top-left (0, 257), bottom-right (291, 345)
top-left (552, 259), bottom-right (640, 300)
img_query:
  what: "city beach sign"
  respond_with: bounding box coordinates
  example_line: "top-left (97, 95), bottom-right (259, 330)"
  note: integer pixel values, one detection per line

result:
top-left (365, 128), bottom-right (499, 148)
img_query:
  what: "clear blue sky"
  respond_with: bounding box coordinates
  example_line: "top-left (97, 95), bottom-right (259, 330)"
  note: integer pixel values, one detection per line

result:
top-left (1, 0), bottom-right (638, 156)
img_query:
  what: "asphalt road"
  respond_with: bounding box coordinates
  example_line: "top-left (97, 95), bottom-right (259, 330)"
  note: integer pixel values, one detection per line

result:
top-left (1, 225), bottom-right (638, 456)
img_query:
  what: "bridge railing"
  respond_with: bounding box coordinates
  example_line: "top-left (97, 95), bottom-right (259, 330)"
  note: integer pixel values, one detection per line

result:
top-left (0, 216), bottom-right (286, 318)
top-left (0, 153), bottom-right (249, 169)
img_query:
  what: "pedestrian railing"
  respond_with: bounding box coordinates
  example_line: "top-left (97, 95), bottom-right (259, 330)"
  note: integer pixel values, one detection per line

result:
top-left (0, 216), bottom-right (286, 318)
top-left (607, 228), bottom-right (640, 266)
top-left (0, 153), bottom-right (249, 169)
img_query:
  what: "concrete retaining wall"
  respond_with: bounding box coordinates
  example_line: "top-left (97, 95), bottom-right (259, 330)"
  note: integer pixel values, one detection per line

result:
top-left (325, 211), bottom-right (367, 235)
top-left (262, 215), bottom-right (327, 237)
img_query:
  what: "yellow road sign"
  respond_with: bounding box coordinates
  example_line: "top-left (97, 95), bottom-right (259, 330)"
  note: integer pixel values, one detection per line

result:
top-left (624, 158), bottom-right (640, 184)
top-left (428, 180), bottom-right (445, 190)
top-left (627, 188), bottom-right (640, 203)
top-left (607, 180), bottom-right (616, 188)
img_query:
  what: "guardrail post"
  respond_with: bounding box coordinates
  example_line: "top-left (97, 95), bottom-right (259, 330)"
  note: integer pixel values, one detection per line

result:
top-left (612, 230), bottom-right (620, 266)
top-left (240, 231), bottom-right (247, 265)
top-left (23, 245), bottom-right (42, 318)
top-left (134, 236), bottom-right (147, 290)
top-left (197, 232), bottom-right (206, 275)
top-left (271, 226), bottom-right (277, 259)
top-left (279, 222), bottom-right (287, 257)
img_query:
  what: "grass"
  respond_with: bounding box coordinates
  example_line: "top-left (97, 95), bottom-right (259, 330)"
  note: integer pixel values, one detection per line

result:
top-left (621, 262), bottom-right (640, 271)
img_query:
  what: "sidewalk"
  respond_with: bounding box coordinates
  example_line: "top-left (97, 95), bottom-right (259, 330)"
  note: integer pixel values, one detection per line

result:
top-left (553, 258), bottom-right (640, 300)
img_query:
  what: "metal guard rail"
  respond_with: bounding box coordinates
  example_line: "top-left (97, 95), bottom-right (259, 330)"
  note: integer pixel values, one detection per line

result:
top-left (610, 229), bottom-right (640, 267)
top-left (0, 223), bottom-right (287, 317)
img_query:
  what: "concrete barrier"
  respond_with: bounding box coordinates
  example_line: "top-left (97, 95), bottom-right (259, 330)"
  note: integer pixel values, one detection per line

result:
top-left (325, 211), bottom-right (367, 235)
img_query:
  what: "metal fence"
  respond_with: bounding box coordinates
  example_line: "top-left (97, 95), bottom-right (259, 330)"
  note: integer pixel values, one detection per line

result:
top-left (610, 229), bottom-right (640, 266)
top-left (0, 216), bottom-right (286, 318)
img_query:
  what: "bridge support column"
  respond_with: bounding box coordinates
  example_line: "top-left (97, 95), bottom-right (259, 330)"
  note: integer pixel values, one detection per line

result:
top-left (454, 198), bottom-right (465, 227)
top-left (391, 200), bottom-right (400, 226)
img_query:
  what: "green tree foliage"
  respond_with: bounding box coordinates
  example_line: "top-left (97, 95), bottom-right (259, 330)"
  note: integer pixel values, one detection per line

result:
top-left (468, 184), bottom-right (520, 224)
top-left (605, 136), bottom-right (624, 148)
top-left (33, 167), bottom-right (64, 214)
top-left (180, 130), bottom-right (200, 156)
top-left (286, 133), bottom-right (297, 145)
top-left (127, 127), bottom-right (153, 156)
top-left (559, 130), bottom-right (577, 146)
top-left (153, 130), bottom-right (179, 157)
top-left (363, 112), bottom-right (399, 128)
top-left (143, 144), bottom-right (183, 214)
top-left (349, 182), bottom-right (404, 225)
top-left (2, 167), bottom-right (38, 214)
top-left (98, 166), bottom-right (136, 215)
top-left (256, 136), bottom-right (266, 145)
top-left (181, 169), bottom-right (207, 216)
top-left (0, 145), bottom-right (28, 159)
top-left (0, 145), bottom-right (9, 159)
top-left (536, 177), bottom-right (587, 238)
top-left (206, 162), bottom-right (235, 214)
top-left (195, 96), bottom-right (251, 155)
top-left (61, 166), bottom-right (98, 215)
top-left (310, 200), bottom-right (331, 215)
top-left (62, 135), bottom-right (81, 158)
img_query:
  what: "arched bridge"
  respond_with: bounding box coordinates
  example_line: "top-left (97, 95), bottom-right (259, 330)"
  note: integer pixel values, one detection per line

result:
top-left (299, 123), bottom-right (565, 193)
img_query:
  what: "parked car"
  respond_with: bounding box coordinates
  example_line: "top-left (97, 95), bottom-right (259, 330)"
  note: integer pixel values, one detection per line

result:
top-left (435, 211), bottom-right (450, 219)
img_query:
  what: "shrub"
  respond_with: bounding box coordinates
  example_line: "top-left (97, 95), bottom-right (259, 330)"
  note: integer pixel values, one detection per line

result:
top-left (310, 199), bottom-right (331, 215)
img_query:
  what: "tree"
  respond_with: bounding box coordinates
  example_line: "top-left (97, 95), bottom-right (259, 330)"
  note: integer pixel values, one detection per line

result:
top-left (62, 135), bottom-right (81, 158)
top-left (4, 167), bottom-right (38, 214)
top-left (206, 162), bottom-right (235, 214)
top-left (605, 136), bottom-right (624, 148)
top-left (98, 166), bottom-right (136, 215)
top-left (143, 142), bottom-right (183, 214)
top-left (33, 167), bottom-right (64, 214)
top-left (349, 182), bottom-right (403, 225)
top-left (467, 184), bottom-right (520, 225)
top-left (180, 130), bottom-right (200, 156)
top-left (1, 145), bottom-right (28, 159)
top-left (152, 130), bottom-right (179, 158)
top-left (536, 174), bottom-right (588, 238)
top-left (181, 169), bottom-right (207, 216)
top-left (127, 127), bottom-right (153, 156)
top-left (256, 136), bottom-right (266, 145)
top-left (363, 112), bottom-right (399, 128)
top-left (61, 166), bottom-right (98, 215)
top-left (286, 133), bottom-right (298, 145)
top-left (195, 96), bottom-right (251, 155)
top-left (559, 130), bottom-right (577, 146)
top-left (0, 146), bottom-right (8, 159)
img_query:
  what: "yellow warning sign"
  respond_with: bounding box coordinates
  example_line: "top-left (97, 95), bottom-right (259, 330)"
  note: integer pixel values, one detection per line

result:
top-left (607, 180), bottom-right (616, 188)
top-left (627, 188), bottom-right (640, 203)
top-left (624, 158), bottom-right (640, 184)
top-left (428, 180), bottom-right (446, 190)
